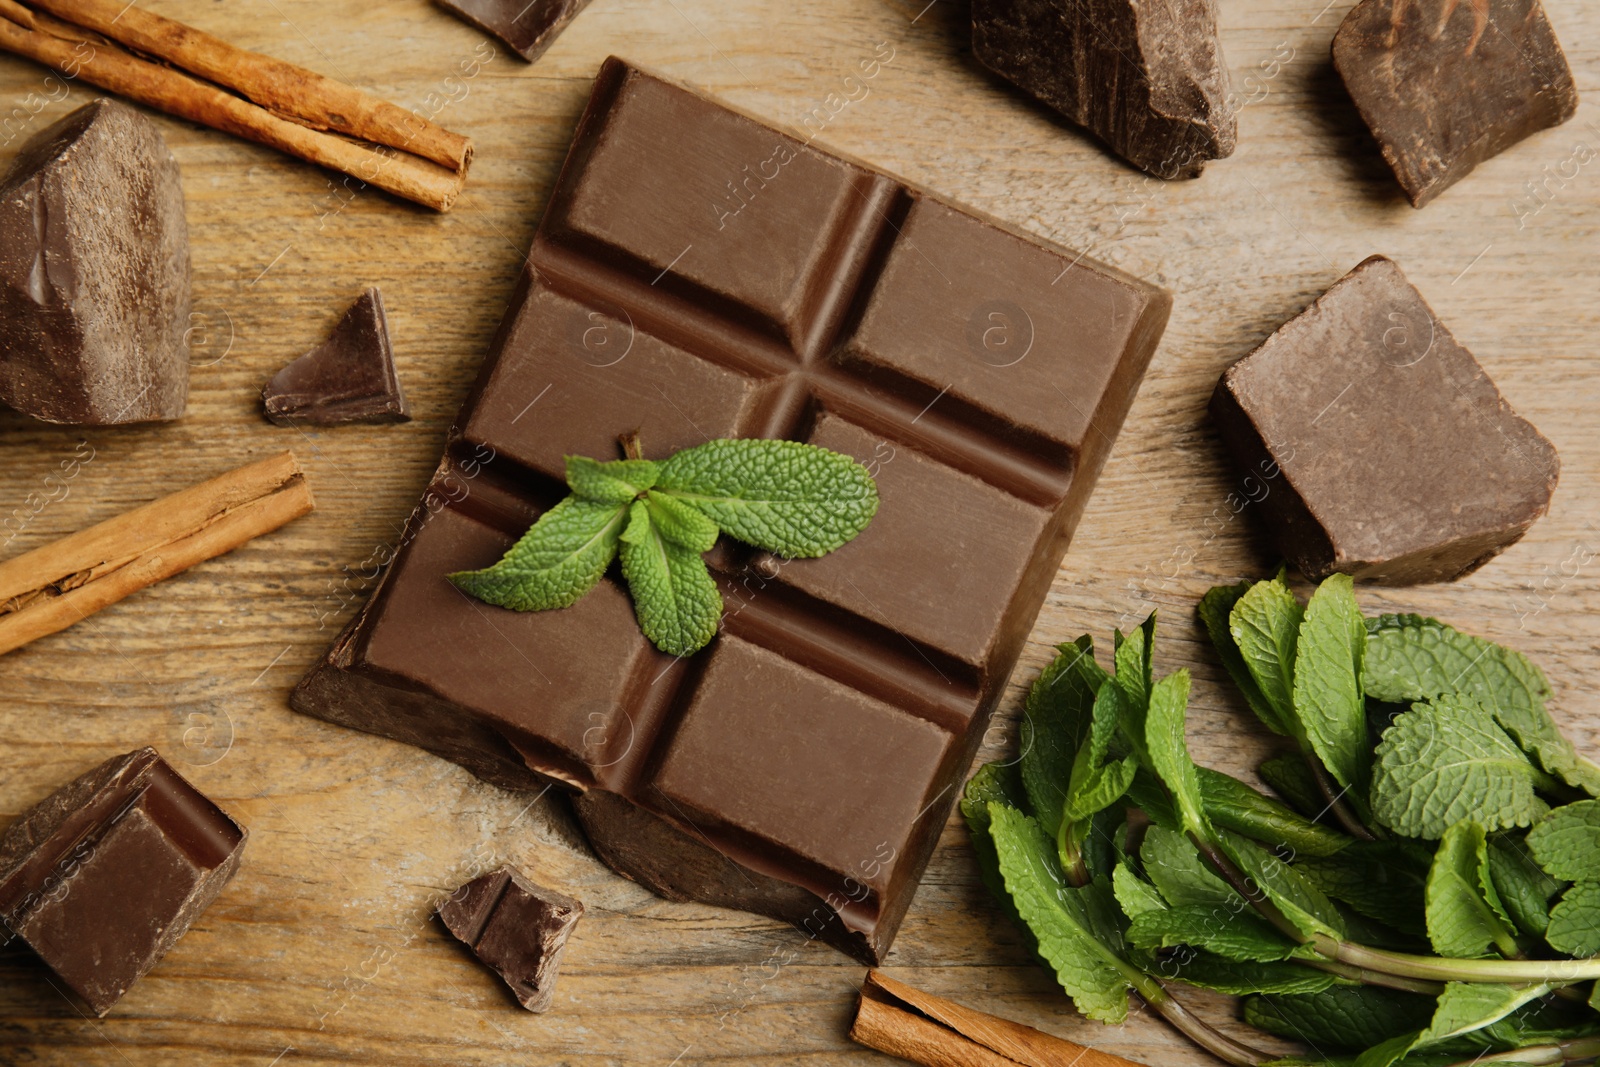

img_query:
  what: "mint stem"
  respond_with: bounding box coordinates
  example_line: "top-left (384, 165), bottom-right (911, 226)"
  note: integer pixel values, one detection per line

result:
top-left (1298, 956), bottom-right (1443, 995)
top-left (1056, 816), bottom-right (1090, 889)
top-left (1130, 979), bottom-right (1270, 1067)
top-left (1187, 831), bottom-right (1309, 944)
top-left (1303, 752), bottom-right (1377, 841)
top-left (1315, 935), bottom-right (1600, 983)
top-left (619, 431), bottom-right (644, 461)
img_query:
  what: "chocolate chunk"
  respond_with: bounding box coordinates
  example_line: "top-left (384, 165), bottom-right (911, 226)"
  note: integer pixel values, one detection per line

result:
top-left (436, 0), bottom-right (593, 62)
top-left (292, 57), bottom-right (1171, 963)
top-left (0, 748), bottom-right (247, 1015)
top-left (971, 0), bottom-right (1236, 179)
top-left (261, 288), bottom-right (409, 426)
top-left (0, 99), bottom-right (191, 424)
top-left (1211, 255), bottom-right (1558, 584)
top-left (1333, 0), bottom-right (1578, 207)
top-left (437, 866), bottom-right (582, 1012)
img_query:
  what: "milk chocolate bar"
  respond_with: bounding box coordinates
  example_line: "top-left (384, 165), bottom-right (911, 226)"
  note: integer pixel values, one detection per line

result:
top-left (437, 866), bottom-right (583, 1012)
top-left (292, 57), bottom-right (1171, 962)
top-left (0, 748), bottom-right (247, 1015)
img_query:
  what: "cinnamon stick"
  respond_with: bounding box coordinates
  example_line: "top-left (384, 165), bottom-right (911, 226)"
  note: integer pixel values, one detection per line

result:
top-left (0, 452), bottom-right (314, 657)
top-left (851, 970), bottom-right (1149, 1067)
top-left (0, 3), bottom-right (470, 211)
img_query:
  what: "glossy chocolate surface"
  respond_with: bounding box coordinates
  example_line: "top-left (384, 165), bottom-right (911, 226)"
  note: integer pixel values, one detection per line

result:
top-left (436, 0), bottom-right (593, 62)
top-left (437, 866), bottom-right (583, 1012)
top-left (293, 57), bottom-right (1171, 962)
top-left (262, 287), bottom-right (409, 426)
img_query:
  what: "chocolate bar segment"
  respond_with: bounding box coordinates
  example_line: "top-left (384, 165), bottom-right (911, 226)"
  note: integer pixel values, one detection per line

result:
top-left (1333, 0), bottom-right (1578, 207)
top-left (437, 866), bottom-right (583, 1012)
top-left (0, 748), bottom-right (247, 1015)
top-left (1211, 255), bottom-right (1558, 584)
top-left (436, 0), bottom-right (593, 62)
top-left (293, 57), bottom-right (1171, 962)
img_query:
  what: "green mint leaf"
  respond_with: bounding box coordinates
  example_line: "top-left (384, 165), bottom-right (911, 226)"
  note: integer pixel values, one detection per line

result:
top-left (617, 500), bottom-right (722, 657)
top-left (1173, 953), bottom-right (1336, 996)
top-left (1356, 982), bottom-right (1553, 1067)
top-left (960, 762), bottom-right (1031, 939)
top-left (1198, 766), bottom-right (1350, 858)
top-left (1140, 825), bottom-right (1239, 910)
top-left (987, 802), bottom-right (1134, 1023)
top-left (643, 489), bottom-right (720, 552)
top-left (1063, 683), bottom-right (1138, 826)
top-left (1527, 799), bottom-right (1600, 881)
top-left (1294, 841), bottom-right (1431, 939)
top-left (1546, 881), bottom-right (1600, 957)
top-left (1292, 574), bottom-right (1369, 790)
top-left (1487, 834), bottom-right (1563, 938)
top-left (654, 438), bottom-right (878, 558)
top-left (1244, 986), bottom-right (1438, 1052)
top-left (1127, 903), bottom-right (1300, 962)
top-left (1112, 613), bottom-right (1156, 715)
top-left (1199, 581), bottom-right (1281, 728)
top-left (1426, 820), bottom-right (1518, 959)
top-left (1258, 754), bottom-right (1330, 821)
top-left (1218, 828), bottom-right (1346, 940)
top-left (447, 497), bottom-right (627, 611)
top-left (1229, 573), bottom-right (1305, 737)
top-left (565, 455), bottom-right (659, 503)
top-left (1145, 670), bottom-right (1209, 839)
top-left (1125, 768), bottom-right (1180, 831)
top-left (1364, 614), bottom-right (1600, 796)
top-left (1112, 862), bottom-right (1167, 921)
top-left (1371, 699), bottom-right (1550, 839)
top-left (1019, 636), bottom-right (1107, 838)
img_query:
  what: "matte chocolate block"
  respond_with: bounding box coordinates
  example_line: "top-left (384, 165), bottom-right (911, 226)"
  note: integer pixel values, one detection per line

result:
top-left (293, 57), bottom-right (1171, 963)
top-left (438, 866), bottom-right (582, 1012)
top-left (262, 288), bottom-right (410, 426)
top-left (0, 748), bottom-right (247, 1015)
top-left (971, 0), bottom-right (1236, 179)
top-left (0, 99), bottom-right (191, 424)
top-left (436, 0), bottom-right (593, 62)
top-left (1211, 255), bottom-right (1558, 584)
top-left (1333, 0), bottom-right (1578, 207)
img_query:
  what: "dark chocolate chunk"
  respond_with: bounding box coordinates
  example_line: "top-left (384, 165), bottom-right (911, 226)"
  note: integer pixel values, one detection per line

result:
top-left (1210, 255), bottom-right (1559, 584)
top-left (1333, 0), bottom-right (1578, 208)
top-left (292, 57), bottom-right (1171, 963)
top-left (0, 99), bottom-right (191, 425)
top-left (435, 0), bottom-right (593, 62)
top-left (971, 0), bottom-right (1236, 179)
top-left (261, 287), bottom-right (409, 426)
top-left (437, 866), bottom-right (582, 1012)
top-left (0, 748), bottom-right (247, 1016)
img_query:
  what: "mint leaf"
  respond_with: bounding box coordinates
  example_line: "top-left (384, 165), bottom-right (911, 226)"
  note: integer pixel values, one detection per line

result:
top-left (1199, 581), bottom-right (1280, 728)
top-left (1218, 828), bottom-right (1345, 940)
top-left (1127, 903), bottom-right (1300, 962)
top-left (960, 762), bottom-right (1029, 935)
top-left (1198, 766), bottom-right (1350, 858)
top-left (1141, 825), bottom-right (1237, 910)
top-left (643, 489), bottom-right (720, 552)
top-left (1487, 834), bottom-right (1563, 938)
top-left (1113, 613), bottom-right (1156, 715)
top-left (987, 802), bottom-right (1135, 1023)
top-left (617, 500), bottom-right (722, 656)
top-left (1293, 574), bottom-right (1368, 790)
top-left (1547, 881), bottom-right (1600, 957)
top-left (655, 438), bottom-right (878, 558)
top-left (1426, 820), bottom-right (1518, 959)
top-left (1145, 670), bottom-right (1209, 838)
top-left (1170, 953), bottom-right (1336, 996)
top-left (1356, 983), bottom-right (1552, 1067)
top-left (1245, 986), bottom-right (1437, 1051)
top-left (1112, 862), bottom-right (1166, 921)
top-left (1364, 614), bottom-right (1600, 796)
top-left (1258, 754), bottom-right (1329, 821)
top-left (1295, 842), bottom-right (1430, 938)
top-left (447, 497), bottom-right (627, 611)
top-left (1527, 800), bottom-right (1600, 882)
top-left (1019, 637), bottom-right (1107, 837)
top-left (1371, 699), bottom-right (1550, 839)
top-left (565, 455), bottom-right (658, 503)
top-left (1230, 573), bottom-right (1305, 737)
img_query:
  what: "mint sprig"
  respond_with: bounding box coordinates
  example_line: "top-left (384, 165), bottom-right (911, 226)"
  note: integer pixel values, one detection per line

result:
top-left (448, 436), bottom-right (878, 657)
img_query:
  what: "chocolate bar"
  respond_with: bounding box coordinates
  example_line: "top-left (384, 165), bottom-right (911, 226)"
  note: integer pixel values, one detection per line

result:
top-left (0, 99), bottom-right (190, 424)
top-left (262, 288), bottom-right (409, 426)
top-left (971, 0), bottom-right (1236, 179)
top-left (1211, 255), bottom-right (1559, 584)
top-left (1333, 0), bottom-right (1577, 207)
top-left (292, 57), bottom-right (1171, 962)
top-left (437, 866), bottom-right (583, 1012)
top-left (0, 748), bottom-right (247, 1015)
top-left (435, 0), bottom-right (592, 62)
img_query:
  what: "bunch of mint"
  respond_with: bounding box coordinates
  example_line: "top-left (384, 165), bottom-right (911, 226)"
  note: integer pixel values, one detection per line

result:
top-left (964, 571), bottom-right (1600, 1067)
top-left (449, 436), bottom-right (878, 657)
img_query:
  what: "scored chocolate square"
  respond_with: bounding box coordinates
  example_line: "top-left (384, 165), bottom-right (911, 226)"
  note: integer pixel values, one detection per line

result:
top-left (293, 56), bottom-right (1171, 963)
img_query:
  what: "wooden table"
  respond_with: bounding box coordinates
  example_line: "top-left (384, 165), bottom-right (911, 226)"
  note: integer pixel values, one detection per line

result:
top-left (1, 1), bottom-right (1596, 1063)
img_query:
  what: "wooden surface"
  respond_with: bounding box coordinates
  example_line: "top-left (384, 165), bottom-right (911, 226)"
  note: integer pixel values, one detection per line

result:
top-left (1, 1), bottom-right (1597, 1064)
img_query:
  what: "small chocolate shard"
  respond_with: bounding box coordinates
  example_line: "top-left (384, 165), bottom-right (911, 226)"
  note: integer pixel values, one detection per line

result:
top-left (261, 288), bottom-right (409, 426)
top-left (435, 0), bottom-right (593, 62)
top-left (0, 748), bottom-right (247, 1016)
top-left (437, 866), bottom-right (583, 1012)
top-left (1211, 255), bottom-right (1559, 584)
top-left (1333, 0), bottom-right (1578, 208)
top-left (0, 99), bottom-right (191, 424)
top-left (971, 0), bottom-right (1236, 179)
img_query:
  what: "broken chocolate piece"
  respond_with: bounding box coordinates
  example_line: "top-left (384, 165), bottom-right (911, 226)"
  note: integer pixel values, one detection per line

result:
top-left (971, 0), bottom-right (1236, 179)
top-left (261, 288), bottom-right (409, 426)
top-left (1211, 255), bottom-right (1558, 584)
top-left (0, 98), bottom-right (191, 424)
top-left (292, 57), bottom-right (1171, 963)
top-left (437, 866), bottom-right (582, 1012)
top-left (0, 748), bottom-right (247, 1015)
top-left (435, 0), bottom-right (593, 62)
top-left (1332, 0), bottom-right (1578, 208)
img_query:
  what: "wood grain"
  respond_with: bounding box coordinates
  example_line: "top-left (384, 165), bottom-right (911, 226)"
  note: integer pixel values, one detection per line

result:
top-left (0, 1), bottom-right (1596, 1064)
